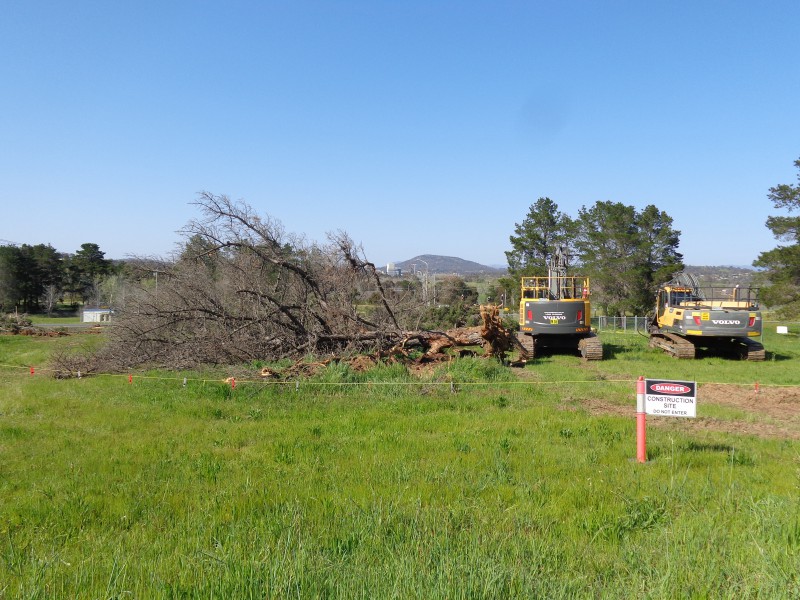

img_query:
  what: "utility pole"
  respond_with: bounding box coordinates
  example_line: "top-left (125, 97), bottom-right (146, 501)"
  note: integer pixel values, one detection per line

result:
top-left (419, 259), bottom-right (429, 305)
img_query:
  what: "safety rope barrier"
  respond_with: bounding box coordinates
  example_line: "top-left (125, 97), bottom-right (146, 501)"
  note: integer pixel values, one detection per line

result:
top-left (1, 362), bottom-right (798, 390)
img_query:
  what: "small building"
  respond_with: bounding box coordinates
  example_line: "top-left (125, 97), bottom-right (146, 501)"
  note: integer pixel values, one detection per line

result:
top-left (386, 262), bottom-right (403, 276)
top-left (82, 308), bottom-right (113, 323)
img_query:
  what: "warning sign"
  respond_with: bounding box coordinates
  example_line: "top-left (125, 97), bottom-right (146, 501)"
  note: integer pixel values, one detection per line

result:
top-left (644, 379), bottom-right (696, 418)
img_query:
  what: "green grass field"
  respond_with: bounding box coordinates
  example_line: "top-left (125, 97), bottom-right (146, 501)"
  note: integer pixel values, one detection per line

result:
top-left (1, 330), bottom-right (799, 598)
top-left (28, 315), bottom-right (81, 325)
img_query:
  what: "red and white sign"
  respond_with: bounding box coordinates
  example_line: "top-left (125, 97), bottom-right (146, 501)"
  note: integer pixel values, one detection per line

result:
top-left (645, 378), bottom-right (696, 418)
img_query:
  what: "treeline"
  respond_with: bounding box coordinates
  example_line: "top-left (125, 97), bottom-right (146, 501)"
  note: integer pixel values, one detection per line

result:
top-left (502, 198), bottom-right (683, 315)
top-left (3, 154), bottom-right (797, 324)
top-left (499, 153), bottom-right (800, 318)
top-left (0, 242), bottom-right (120, 313)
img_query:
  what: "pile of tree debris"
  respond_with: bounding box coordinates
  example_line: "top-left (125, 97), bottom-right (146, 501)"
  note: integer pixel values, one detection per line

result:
top-left (252, 305), bottom-right (524, 380)
top-left (84, 194), bottom-right (525, 375)
top-left (0, 313), bottom-right (39, 335)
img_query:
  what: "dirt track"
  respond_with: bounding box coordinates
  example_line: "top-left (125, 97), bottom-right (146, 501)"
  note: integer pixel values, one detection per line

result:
top-left (581, 383), bottom-right (800, 440)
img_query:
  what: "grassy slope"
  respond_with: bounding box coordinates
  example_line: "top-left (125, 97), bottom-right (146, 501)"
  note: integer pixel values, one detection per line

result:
top-left (0, 332), bottom-right (799, 598)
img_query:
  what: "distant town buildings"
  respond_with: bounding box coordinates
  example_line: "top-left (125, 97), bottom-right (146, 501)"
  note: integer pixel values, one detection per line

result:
top-left (386, 263), bottom-right (403, 276)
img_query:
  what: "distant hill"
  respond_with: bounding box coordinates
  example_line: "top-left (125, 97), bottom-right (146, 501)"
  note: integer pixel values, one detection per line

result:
top-left (391, 255), bottom-right (506, 276)
top-left (385, 257), bottom-right (757, 282)
top-left (683, 265), bottom-right (758, 287)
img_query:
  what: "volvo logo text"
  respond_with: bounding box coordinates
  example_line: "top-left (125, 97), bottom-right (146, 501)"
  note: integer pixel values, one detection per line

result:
top-left (711, 319), bottom-right (741, 325)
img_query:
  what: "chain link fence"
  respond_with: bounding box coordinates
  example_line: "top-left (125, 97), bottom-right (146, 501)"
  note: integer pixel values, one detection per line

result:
top-left (592, 316), bottom-right (649, 333)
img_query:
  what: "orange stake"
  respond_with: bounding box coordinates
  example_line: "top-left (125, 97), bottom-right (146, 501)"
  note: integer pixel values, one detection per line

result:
top-left (636, 376), bottom-right (647, 463)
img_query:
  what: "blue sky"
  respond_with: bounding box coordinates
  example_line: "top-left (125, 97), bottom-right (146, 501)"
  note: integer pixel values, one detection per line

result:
top-left (2, 1), bottom-right (799, 268)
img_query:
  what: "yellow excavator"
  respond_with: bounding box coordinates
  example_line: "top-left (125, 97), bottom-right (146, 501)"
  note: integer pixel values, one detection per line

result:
top-left (516, 247), bottom-right (603, 360)
top-left (648, 272), bottom-right (765, 360)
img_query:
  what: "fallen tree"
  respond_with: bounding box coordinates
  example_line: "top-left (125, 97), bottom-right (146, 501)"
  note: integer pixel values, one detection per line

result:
top-left (250, 305), bottom-right (524, 380)
top-left (88, 194), bottom-right (523, 374)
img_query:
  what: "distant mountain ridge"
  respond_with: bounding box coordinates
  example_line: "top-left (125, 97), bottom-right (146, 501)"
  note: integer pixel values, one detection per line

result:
top-left (392, 255), bottom-right (506, 275)
top-left (387, 256), bottom-right (757, 281)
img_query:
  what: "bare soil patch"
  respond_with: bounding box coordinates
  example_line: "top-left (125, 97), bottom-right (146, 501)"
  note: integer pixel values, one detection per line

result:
top-left (580, 382), bottom-right (800, 440)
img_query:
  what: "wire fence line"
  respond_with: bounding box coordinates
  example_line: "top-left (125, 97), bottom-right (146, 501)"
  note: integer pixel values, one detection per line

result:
top-left (2, 362), bottom-right (797, 390)
top-left (0, 361), bottom-right (634, 387)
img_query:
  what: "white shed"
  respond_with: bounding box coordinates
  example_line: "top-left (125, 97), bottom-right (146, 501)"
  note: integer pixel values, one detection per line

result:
top-left (82, 308), bottom-right (113, 323)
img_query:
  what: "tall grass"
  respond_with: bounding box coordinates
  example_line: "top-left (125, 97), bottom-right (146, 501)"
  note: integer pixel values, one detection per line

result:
top-left (0, 332), bottom-right (798, 598)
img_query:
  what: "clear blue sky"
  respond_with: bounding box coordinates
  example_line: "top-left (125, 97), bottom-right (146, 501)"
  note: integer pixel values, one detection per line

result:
top-left (2, 1), bottom-right (799, 268)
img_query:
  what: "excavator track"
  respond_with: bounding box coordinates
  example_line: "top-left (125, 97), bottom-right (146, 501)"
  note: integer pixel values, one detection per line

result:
top-left (651, 331), bottom-right (766, 361)
top-left (578, 335), bottom-right (603, 360)
top-left (739, 338), bottom-right (766, 361)
top-left (649, 332), bottom-right (696, 359)
top-left (516, 332), bottom-right (536, 360)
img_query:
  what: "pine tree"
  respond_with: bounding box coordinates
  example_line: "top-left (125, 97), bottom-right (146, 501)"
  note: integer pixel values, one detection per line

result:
top-left (505, 197), bottom-right (573, 277)
top-left (754, 157), bottom-right (800, 317)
